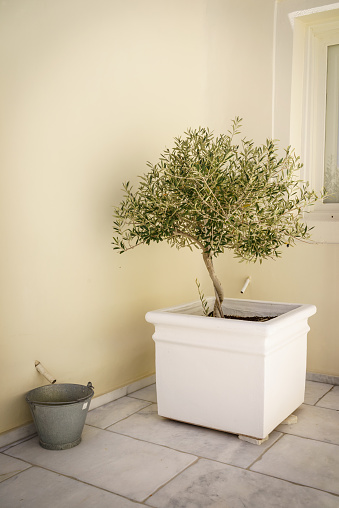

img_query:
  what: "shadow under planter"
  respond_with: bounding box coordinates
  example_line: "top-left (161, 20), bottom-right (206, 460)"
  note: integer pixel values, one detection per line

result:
top-left (146, 298), bottom-right (316, 442)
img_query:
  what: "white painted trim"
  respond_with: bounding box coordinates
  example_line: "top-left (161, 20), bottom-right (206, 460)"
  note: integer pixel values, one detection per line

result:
top-left (89, 374), bottom-right (156, 411)
top-left (272, 0), bottom-right (278, 139)
top-left (274, 1), bottom-right (339, 242)
top-left (289, 3), bottom-right (339, 28)
top-left (297, 20), bottom-right (339, 240)
top-left (0, 374), bottom-right (155, 450)
top-left (0, 424), bottom-right (37, 452)
top-left (306, 371), bottom-right (339, 385)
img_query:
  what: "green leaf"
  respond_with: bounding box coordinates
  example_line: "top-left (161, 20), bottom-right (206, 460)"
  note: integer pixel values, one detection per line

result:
top-left (112, 118), bottom-right (321, 296)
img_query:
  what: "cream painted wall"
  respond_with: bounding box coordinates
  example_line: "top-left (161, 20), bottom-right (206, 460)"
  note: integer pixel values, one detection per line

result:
top-left (0, 0), bottom-right (208, 434)
top-left (201, 0), bottom-right (339, 379)
top-left (1, 0), bottom-right (338, 435)
top-left (204, 0), bottom-right (274, 140)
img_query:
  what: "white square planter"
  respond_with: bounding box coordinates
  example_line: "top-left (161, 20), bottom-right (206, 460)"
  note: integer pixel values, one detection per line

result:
top-left (146, 297), bottom-right (316, 440)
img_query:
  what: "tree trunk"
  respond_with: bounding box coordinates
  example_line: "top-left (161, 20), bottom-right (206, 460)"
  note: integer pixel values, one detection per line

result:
top-left (202, 252), bottom-right (224, 318)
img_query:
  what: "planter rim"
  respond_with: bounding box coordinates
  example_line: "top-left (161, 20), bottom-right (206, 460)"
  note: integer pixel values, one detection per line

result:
top-left (26, 383), bottom-right (94, 406)
top-left (145, 297), bottom-right (316, 334)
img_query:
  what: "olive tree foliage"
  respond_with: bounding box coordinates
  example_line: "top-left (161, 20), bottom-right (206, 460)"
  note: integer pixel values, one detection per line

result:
top-left (112, 118), bottom-right (319, 318)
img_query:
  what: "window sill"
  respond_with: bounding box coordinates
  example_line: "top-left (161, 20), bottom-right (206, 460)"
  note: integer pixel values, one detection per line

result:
top-left (305, 212), bottom-right (339, 244)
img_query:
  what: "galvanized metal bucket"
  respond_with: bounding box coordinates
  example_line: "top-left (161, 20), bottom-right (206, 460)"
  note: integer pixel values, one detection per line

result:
top-left (26, 382), bottom-right (94, 450)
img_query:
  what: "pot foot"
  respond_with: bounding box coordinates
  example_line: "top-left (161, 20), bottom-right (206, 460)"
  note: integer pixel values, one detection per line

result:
top-left (238, 434), bottom-right (269, 445)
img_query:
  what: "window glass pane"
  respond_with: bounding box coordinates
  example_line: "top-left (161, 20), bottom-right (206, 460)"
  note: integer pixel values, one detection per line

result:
top-left (324, 44), bottom-right (339, 203)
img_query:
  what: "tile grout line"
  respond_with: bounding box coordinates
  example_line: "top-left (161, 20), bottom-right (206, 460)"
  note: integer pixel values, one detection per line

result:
top-left (94, 411), bottom-right (339, 467)
top-left (143, 442), bottom-right (339, 504)
top-left (285, 432), bottom-right (339, 447)
top-left (302, 401), bottom-right (339, 413)
top-left (0, 463), bottom-right (34, 484)
top-left (3, 384), bottom-right (338, 505)
top-left (252, 429), bottom-right (339, 449)
top-left (86, 400), bottom-right (154, 430)
top-left (2, 436), bottom-right (199, 506)
top-left (246, 467), bottom-right (339, 499)
top-left (3, 419), bottom-right (201, 487)
top-left (100, 425), bottom-right (204, 459)
top-left (246, 432), bottom-right (286, 471)
top-left (1, 434), bottom-right (37, 453)
top-left (103, 425), bottom-right (293, 476)
top-left (102, 424), bottom-right (245, 470)
top-left (141, 456), bottom-right (200, 504)
top-left (314, 385), bottom-right (337, 407)
top-left (7, 404), bottom-right (339, 456)
top-left (1, 462), bottom-right (149, 505)
top-left (141, 457), bottom-right (339, 504)
top-left (3, 431), bottom-right (339, 504)
top-left (126, 395), bottom-right (156, 403)
top-left (3, 451), bottom-right (339, 504)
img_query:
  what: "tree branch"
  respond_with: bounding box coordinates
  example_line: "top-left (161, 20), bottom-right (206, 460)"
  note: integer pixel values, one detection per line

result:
top-left (172, 229), bottom-right (205, 251)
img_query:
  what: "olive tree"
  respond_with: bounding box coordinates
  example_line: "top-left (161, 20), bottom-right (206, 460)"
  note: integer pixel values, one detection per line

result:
top-left (112, 118), bottom-right (319, 318)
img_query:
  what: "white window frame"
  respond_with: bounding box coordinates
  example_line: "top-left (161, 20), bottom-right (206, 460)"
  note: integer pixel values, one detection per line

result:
top-left (291, 11), bottom-right (339, 209)
top-left (273, 2), bottom-right (339, 243)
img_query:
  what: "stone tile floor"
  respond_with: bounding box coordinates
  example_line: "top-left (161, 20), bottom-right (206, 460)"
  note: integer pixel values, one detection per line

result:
top-left (1, 381), bottom-right (339, 507)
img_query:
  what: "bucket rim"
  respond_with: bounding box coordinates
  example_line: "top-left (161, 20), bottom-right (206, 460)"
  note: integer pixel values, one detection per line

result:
top-left (25, 383), bottom-right (94, 406)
